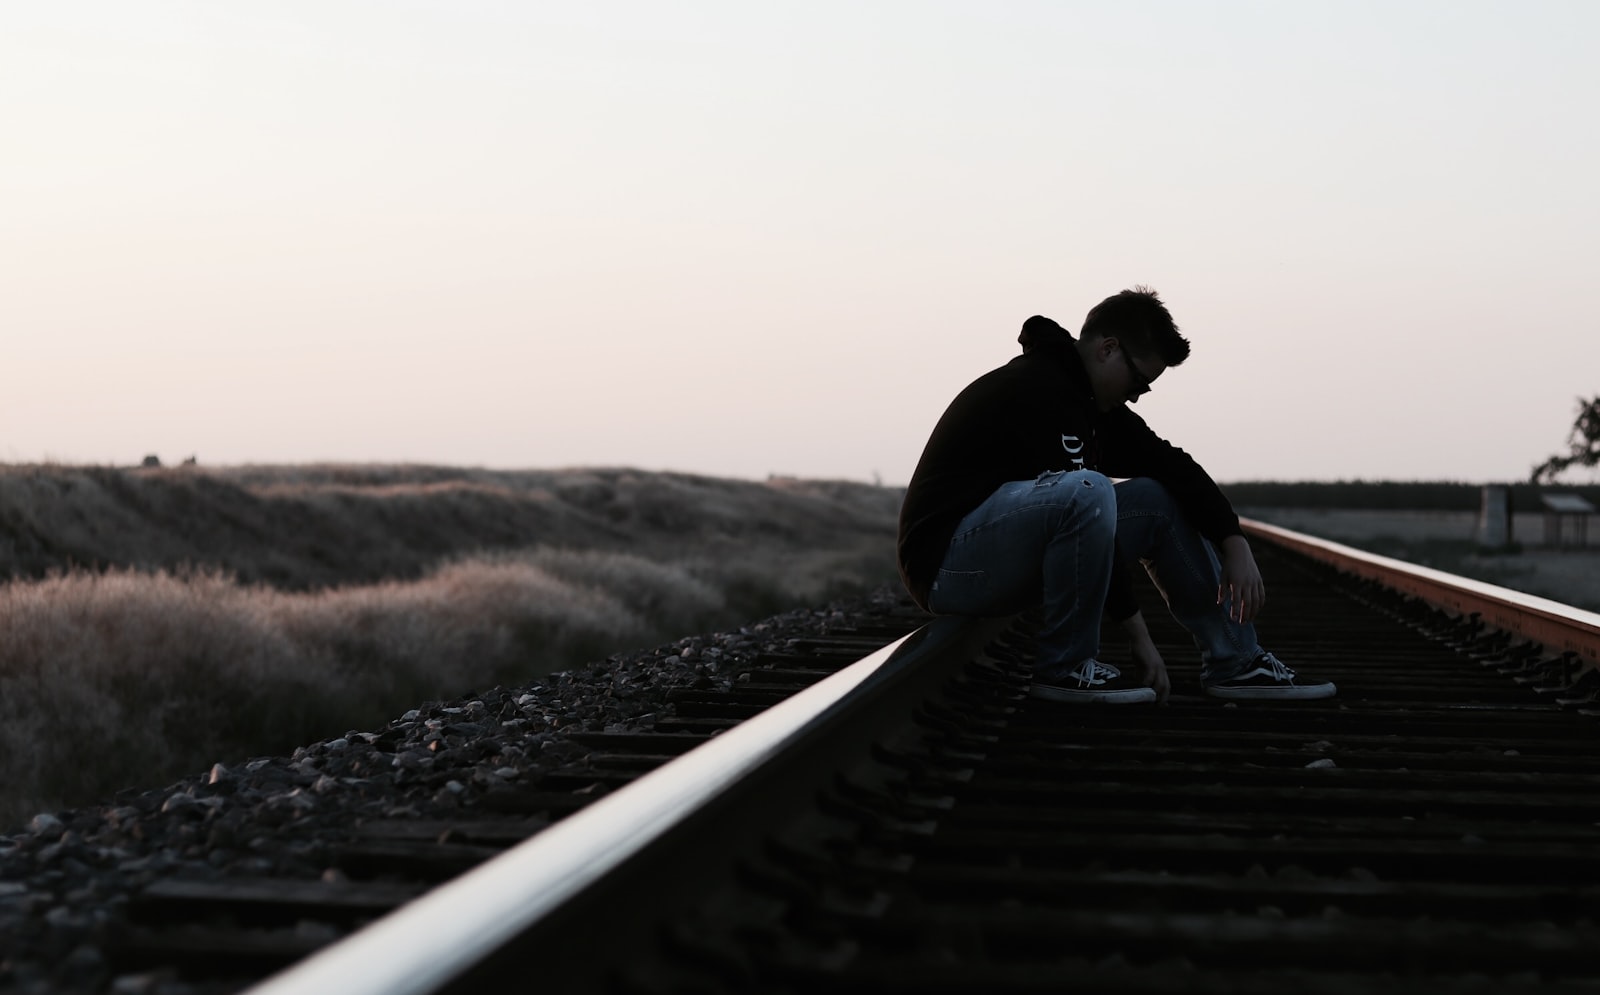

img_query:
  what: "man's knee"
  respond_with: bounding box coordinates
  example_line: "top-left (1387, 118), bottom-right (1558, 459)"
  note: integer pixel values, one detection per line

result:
top-left (1035, 469), bottom-right (1116, 532)
top-left (1114, 476), bottom-right (1178, 512)
top-left (1036, 468), bottom-right (1114, 493)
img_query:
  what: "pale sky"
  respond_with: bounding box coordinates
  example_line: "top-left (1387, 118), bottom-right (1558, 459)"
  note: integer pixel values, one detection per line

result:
top-left (5, 1), bottom-right (1597, 485)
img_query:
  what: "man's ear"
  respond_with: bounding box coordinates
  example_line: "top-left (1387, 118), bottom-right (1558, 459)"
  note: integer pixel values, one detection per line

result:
top-left (1098, 335), bottom-right (1120, 360)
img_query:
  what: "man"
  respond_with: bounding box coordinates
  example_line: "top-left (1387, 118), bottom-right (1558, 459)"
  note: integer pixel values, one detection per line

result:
top-left (897, 287), bottom-right (1335, 704)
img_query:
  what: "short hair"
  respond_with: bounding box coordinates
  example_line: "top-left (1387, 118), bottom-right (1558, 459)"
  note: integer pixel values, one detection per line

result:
top-left (1080, 286), bottom-right (1191, 367)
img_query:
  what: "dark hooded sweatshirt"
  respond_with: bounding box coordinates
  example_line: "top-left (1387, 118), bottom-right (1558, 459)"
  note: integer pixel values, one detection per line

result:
top-left (896, 315), bottom-right (1243, 618)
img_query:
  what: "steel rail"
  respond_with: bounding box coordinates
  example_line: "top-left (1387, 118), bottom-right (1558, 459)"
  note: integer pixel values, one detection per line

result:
top-left (1242, 517), bottom-right (1600, 668)
top-left (242, 615), bottom-right (998, 995)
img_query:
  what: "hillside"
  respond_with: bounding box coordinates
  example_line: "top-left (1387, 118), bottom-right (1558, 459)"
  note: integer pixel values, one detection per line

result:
top-left (0, 463), bottom-right (901, 599)
top-left (0, 464), bottom-right (904, 825)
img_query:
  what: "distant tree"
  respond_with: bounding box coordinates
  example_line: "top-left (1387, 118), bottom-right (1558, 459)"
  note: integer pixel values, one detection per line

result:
top-left (1531, 395), bottom-right (1600, 483)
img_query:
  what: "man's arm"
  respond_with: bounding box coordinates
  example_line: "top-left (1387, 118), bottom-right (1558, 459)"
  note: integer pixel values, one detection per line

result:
top-left (1102, 407), bottom-right (1265, 620)
top-left (1099, 407), bottom-right (1243, 543)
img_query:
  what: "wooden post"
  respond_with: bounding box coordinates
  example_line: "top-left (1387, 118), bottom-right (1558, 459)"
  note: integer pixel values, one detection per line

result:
top-left (1476, 484), bottom-right (1511, 550)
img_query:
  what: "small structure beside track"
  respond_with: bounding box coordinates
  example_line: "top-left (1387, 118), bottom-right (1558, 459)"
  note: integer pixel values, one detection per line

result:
top-left (1540, 492), bottom-right (1596, 550)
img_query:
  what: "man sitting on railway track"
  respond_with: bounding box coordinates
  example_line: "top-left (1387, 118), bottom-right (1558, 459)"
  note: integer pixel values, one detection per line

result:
top-left (896, 287), bottom-right (1336, 704)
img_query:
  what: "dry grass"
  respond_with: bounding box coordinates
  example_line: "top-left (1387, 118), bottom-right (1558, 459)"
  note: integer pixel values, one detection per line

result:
top-left (0, 465), bottom-right (903, 827)
top-left (0, 464), bottom-right (901, 590)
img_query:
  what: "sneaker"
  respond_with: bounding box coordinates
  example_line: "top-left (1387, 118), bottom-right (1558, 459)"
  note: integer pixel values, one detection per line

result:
top-left (1031, 659), bottom-right (1158, 704)
top-left (1204, 651), bottom-right (1337, 701)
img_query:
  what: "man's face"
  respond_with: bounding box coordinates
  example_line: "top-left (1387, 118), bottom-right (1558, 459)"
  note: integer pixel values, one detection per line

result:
top-left (1092, 337), bottom-right (1167, 410)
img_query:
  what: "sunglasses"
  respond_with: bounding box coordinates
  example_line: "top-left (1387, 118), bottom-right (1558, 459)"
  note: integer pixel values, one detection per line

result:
top-left (1120, 345), bottom-right (1154, 395)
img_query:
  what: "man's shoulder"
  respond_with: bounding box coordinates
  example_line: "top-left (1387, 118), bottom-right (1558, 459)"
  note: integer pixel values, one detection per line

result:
top-left (944, 356), bottom-right (1054, 415)
top-left (964, 352), bottom-right (1067, 391)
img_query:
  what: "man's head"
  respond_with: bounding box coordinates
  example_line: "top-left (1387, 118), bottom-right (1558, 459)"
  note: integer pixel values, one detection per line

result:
top-left (1076, 286), bottom-right (1190, 410)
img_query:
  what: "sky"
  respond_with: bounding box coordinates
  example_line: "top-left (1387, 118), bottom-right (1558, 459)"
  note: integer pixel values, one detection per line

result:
top-left (5, 1), bottom-right (1598, 486)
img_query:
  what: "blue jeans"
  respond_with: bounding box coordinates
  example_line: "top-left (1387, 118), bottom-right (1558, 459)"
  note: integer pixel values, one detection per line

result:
top-left (925, 471), bottom-right (1258, 682)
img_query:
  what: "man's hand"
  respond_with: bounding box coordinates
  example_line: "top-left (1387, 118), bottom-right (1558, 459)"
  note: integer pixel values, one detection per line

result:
top-left (1218, 534), bottom-right (1265, 623)
top-left (1120, 611), bottom-right (1170, 703)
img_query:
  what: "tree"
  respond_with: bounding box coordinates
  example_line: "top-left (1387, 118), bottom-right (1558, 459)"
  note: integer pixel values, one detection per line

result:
top-left (1531, 395), bottom-right (1600, 483)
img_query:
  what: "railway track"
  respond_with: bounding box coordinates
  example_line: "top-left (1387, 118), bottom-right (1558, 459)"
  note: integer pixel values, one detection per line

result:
top-left (108, 521), bottom-right (1600, 993)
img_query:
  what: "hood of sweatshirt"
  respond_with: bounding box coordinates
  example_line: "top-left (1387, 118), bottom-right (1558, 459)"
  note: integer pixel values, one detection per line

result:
top-left (1017, 314), bottom-right (1074, 355)
top-left (1018, 314), bottom-right (1098, 405)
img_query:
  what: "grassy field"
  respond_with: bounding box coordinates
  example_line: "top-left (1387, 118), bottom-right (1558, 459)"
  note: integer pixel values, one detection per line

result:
top-left (1222, 479), bottom-right (1600, 512)
top-left (0, 464), bottom-right (903, 827)
top-left (1240, 506), bottom-right (1600, 613)
top-left (1223, 480), bottom-right (1600, 611)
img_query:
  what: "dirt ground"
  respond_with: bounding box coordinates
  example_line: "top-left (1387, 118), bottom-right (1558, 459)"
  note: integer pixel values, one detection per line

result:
top-left (1240, 507), bottom-right (1600, 614)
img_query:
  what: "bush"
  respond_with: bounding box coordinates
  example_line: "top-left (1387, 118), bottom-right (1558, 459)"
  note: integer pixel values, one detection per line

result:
top-left (0, 544), bottom-right (899, 828)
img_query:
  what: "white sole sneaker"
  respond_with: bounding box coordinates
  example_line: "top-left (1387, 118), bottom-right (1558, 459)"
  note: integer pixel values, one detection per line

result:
top-left (1203, 651), bottom-right (1337, 701)
top-left (1203, 681), bottom-right (1337, 701)
top-left (1030, 683), bottom-right (1158, 704)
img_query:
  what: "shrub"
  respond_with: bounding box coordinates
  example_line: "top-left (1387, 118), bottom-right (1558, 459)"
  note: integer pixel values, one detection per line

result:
top-left (0, 544), bottom-right (896, 827)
